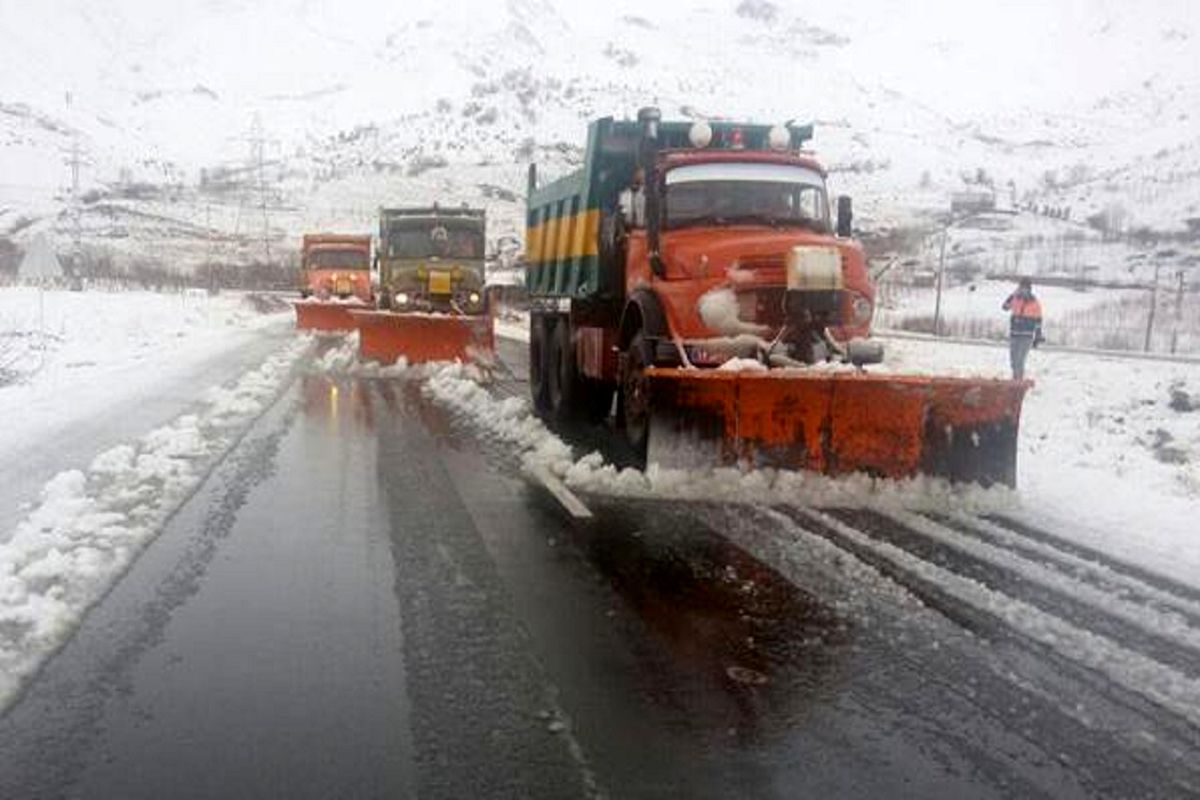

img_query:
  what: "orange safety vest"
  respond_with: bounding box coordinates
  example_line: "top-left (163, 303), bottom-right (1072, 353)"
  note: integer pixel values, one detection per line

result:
top-left (1005, 294), bottom-right (1043, 336)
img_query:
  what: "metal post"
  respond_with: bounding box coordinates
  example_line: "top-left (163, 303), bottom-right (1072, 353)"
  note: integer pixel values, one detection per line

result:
top-left (1171, 270), bottom-right (1185, 355)
top-left (933, 227), bottom-right (948, 336)
top-left (1144, 261), bottom-right (1161, 352)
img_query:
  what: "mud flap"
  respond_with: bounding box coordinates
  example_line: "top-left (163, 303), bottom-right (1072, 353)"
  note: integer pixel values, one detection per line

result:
top-left (350, 310), bottom-right (495, 365)
top-left (293, 301), bottom-right (361, 332)
top-left (645, 369), bottom-right (1030, 487)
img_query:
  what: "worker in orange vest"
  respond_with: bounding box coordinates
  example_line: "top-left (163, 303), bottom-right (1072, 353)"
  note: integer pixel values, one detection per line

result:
top-left (1002, 277), bottom-right (1043, 379)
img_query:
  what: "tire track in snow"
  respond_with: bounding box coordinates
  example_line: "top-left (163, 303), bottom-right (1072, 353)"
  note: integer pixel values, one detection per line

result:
top-left (986, 513), bottom-right (1200, 608)
top-left (834, 507), bottom-right (1200, 679)
top-left (775, 505), bottom-right (1200, 734)
top-left (938, 512), bottom-right (1200, 631)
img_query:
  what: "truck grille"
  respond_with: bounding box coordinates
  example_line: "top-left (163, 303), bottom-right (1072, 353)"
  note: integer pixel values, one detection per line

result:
top-left (737, 287), bottom-right (787, 327)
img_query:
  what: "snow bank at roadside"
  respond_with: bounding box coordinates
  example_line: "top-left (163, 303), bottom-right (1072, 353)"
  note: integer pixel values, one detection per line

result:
top-left (0, 337), bottom-right (308, 709)
top-left (882, 334), bottom-right (1200, 582)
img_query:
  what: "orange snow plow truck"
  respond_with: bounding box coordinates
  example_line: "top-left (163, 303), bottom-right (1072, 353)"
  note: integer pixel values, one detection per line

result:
top-left (525, 108), bottom-right (1030, 486)
top-left (351, 205), bottom-right (493, 364)
top-left (293, 233), bottom-right (373, 331)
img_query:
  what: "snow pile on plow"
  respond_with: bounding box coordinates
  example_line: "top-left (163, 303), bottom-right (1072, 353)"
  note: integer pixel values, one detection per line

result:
top-left (420, 362), bottom-right (1016, 513)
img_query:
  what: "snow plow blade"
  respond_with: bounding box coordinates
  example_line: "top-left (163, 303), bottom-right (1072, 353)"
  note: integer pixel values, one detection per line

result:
top-left (293, 301), bottom-right (361, 332)
top-left (645, 369), bottom-right (1031, 487)
top-left (350, 310), bottom-right (494, 365)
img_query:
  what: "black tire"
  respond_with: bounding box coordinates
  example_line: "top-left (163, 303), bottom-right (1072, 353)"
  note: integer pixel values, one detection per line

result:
top-left (529, 314), bottom-right (551, 415)
top-left (547, 318), bottom-right (578, 421)
top-left (621, 330), bottom-right (652, 455)
top-left (582, 378), bottom-right (614, 423)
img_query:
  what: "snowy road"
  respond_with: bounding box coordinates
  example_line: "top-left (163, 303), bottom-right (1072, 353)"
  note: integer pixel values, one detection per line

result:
top-left (0, 334), bottom-right (1197, 798)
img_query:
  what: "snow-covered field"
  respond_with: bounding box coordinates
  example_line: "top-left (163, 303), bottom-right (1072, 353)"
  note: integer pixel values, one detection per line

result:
top-left (884, 337), bottom-right (1200, 580)
top-left (0, 287), bottom-right (285, 386)
top-left (0, 289), bottom-right (292, 486)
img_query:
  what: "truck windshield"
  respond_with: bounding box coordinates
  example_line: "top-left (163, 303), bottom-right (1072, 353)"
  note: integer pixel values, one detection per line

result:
top-left (306, 249), bottom-right (368, 270)
top-left (385, 222), bottom-right (484, 259)
top-left (663, 163), bottom-right (830, 232)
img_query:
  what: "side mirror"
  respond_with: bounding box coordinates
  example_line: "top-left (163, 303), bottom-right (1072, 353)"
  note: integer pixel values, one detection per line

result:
top-left (836, 195), bottom-right (853, 238)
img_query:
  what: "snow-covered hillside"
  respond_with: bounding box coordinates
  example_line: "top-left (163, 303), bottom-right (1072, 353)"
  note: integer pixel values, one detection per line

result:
top-left (2, 0), bottom-right (1198, 269)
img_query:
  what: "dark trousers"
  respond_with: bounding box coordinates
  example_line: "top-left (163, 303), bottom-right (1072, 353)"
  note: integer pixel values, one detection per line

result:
top-left (1009, 335), bottom-right (1034, 379)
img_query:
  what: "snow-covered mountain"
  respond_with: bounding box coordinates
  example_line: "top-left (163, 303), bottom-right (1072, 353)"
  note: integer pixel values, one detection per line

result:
top-left (1, 0), bottom-right (1197, 270)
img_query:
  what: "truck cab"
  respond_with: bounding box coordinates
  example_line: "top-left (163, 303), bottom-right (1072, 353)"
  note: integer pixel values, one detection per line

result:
top-left (299, 234), bottom-right (372, 302)
top-left (376, 206), bottom-right (487, 315)
top-left (526, 109), bottom-right (879, 447)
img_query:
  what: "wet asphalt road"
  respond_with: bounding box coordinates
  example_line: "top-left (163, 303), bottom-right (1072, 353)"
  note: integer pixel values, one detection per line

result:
top-left (1, 335), bottom-right (1198, 798)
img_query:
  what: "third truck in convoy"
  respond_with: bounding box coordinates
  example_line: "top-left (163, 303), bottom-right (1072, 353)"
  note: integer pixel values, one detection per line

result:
top-left (292, 233), bottom-right (373, 331)
top-left (525, 108), bottom-right (1030, 485)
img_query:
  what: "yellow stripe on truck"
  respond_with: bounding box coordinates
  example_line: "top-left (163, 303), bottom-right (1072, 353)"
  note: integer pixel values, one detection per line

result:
top-left (525, 208), bottom-right (599, 265)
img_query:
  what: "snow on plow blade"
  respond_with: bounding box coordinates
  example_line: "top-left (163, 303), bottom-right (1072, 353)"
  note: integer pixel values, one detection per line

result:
top-left (646, 369), bottom-right (1032, 487)
top-left (350, 310), bottom-right (494, 365)
top-left (293, 301), bottom-right (362, 332)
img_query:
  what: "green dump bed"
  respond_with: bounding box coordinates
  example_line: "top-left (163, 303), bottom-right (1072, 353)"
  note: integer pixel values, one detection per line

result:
top-left (525, 118), bottom-right (640, 301)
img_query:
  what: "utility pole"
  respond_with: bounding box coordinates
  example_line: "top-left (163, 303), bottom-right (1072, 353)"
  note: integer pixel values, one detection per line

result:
top-left (65, 91), bottom-right (83, 277)
top-left (250, 115), bottom-right (272, 265)
top-left (229, 115), bottom-right (278, 279)
top-left (1144, 261), bottom-right (1162, 352)
top-left (933, 225), bottom-right (949, 336)
top-left (205, 203), bottom-right (217, 294)
top-left (1171, 270), bottom-right (1185, 355)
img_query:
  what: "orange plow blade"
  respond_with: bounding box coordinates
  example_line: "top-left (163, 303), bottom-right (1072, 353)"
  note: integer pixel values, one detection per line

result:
top-left (646, 369), bottom-right (1031, 487)
top-left (293, 301), bottom-right (362, 332)
top-left (350, 310), bottom-right (494, 365)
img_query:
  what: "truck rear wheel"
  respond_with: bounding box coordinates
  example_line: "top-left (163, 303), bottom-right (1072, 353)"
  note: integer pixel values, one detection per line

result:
top-left (529, 314), bottom-right (551, 414)
top-left (547, 318), bottom-right (578, 421)
top-left (621, 331), bottom-right (652, 455)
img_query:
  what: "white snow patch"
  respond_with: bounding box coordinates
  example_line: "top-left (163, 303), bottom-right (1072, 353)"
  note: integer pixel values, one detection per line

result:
top-left (717, 357), bottom-right (768, 372)
top-left (697, 287), bottom-right (769, 337)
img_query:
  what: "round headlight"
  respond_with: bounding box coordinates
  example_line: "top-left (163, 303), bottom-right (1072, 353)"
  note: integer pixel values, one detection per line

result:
top-left (395, 292), bottom-right (410, 306)
top-left (767, 125), bottom-right (790, 151)
top-left (851, 294), bottom-right (873, 326)
top-left (468, 291), bottom-right (480, 304)
top-left (688, 121), bottom-right (713, 148)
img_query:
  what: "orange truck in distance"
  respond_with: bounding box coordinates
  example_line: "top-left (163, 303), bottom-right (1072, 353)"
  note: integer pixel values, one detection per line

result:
top-left (293, 233), bottom-right (373, 332)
